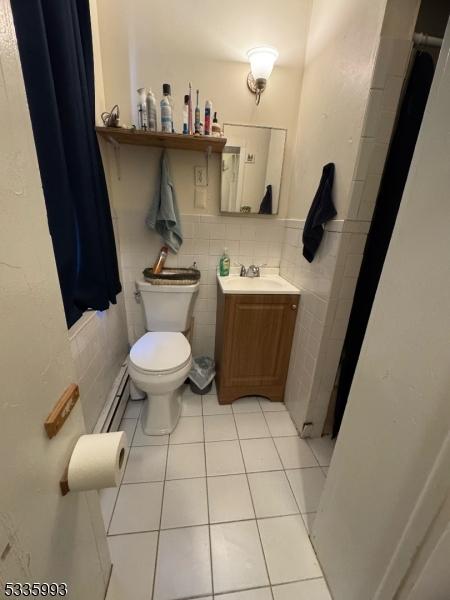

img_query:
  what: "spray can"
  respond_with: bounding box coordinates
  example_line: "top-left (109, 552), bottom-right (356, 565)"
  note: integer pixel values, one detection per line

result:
top-left (204, 99), bottom-right (212, 135)
top-left (162, 83), bottom-right (174, 132)
top-left (146, 90), bottom-right (157, 132)
top-left (161, 96), bottom-right (172, 133)
top-left (195, 89), bottom-right (200, 134)
top-left (188, 83), bottom-right (193, 135)
top-left (137, 87), bottom-right (148, 129)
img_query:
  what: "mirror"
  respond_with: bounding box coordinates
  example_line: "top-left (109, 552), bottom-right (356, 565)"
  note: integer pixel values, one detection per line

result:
top-left (220, 124), bottom-right (286, 215)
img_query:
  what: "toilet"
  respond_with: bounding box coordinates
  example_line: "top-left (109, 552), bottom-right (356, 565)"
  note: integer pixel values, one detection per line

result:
top-left (128, 279), bottom-right (199, 435)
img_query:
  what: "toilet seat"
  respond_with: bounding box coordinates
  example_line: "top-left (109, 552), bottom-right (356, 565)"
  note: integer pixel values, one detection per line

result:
top-left (129, 331), bottom-right (191, 375)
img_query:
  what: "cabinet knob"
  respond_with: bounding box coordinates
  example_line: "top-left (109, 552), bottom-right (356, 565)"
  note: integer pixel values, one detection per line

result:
top-left (291, 304), bottom-right (297, 310)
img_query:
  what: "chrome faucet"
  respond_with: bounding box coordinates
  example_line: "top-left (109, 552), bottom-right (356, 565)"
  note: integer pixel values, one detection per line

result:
top-left (247, 264), bottom-right (261, 278)
top-left (239, 264), bottom-right (266, 278)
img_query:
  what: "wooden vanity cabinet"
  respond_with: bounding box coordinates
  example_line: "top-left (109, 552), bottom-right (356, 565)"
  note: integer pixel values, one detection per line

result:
top-left (214, 286), bottom-right (300, 405)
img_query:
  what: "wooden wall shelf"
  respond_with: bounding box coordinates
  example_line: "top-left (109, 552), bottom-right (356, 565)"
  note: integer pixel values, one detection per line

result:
top-left (96, 127), bottom-right (227, 154)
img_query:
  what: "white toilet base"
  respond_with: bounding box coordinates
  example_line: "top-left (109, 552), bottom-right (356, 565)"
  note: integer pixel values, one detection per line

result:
top-left (128, 351), bottom-right (192, 437)
top-left (141, 388), bottom-right (182, 435)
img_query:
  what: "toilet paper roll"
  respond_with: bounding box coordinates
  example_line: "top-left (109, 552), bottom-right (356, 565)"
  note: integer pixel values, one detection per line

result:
top-left (67, 431), bottom-right (127, 492)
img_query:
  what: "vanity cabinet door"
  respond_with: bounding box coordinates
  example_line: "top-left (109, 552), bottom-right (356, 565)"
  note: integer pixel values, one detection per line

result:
top-left (215, 290), bottom-right (299, 404)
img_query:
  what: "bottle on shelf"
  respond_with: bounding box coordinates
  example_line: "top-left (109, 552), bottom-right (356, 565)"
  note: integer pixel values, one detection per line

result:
top-left (183, 94), bottom-right (189, 135)
top-left (212, 112), bottom-right (222, 137)
top-left (146, 90), bottom-right (157, 132)
top-left (152, 246), bottom-right (169, 274)
top-left (204, 99), bottom-right (212, 136)
top-left (160, 95), bottom-right (172, 133)
top-left (194, 89), bottom-right (200, 134)
top-left (188, 82), bottom-right (193, 135)
top-left (162, 83), bottom-right (174, 132)
top-left (137, 87), bottom-right (148, 130)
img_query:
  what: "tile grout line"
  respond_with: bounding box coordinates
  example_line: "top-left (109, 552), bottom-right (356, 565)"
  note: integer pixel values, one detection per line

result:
top-left (261, 404), bottom-right (320, 536)
top-left (201, 393), bottom-right (215, 599)
top-left (107, 511), bottom-right (324, 538)
top-left (306, 436), bottom-right (334, 472)
top-left (230, 404), bottom-right (275, 600)
top-left (113, 394), bottom-right (331, 597)
top-left (149, 404), bottom-right (171, 600)
top-left (167, 574), bottom-right (327, 600)
top-left (106, 407), bottom-right (141, 534)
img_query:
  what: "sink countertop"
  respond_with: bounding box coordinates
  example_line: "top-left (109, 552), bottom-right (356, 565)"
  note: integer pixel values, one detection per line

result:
top-left (217, 272), bottom-right (300, 295)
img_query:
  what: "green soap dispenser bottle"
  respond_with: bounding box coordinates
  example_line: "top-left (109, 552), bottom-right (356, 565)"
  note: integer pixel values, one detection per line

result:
top-left (219, 247), bottom-right (230, 276)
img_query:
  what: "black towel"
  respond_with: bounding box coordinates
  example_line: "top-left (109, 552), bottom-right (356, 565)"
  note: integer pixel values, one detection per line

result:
top-left (302, 163), bottom-right (337, 262)
top-left (259, 184), bottom-right (273, 214)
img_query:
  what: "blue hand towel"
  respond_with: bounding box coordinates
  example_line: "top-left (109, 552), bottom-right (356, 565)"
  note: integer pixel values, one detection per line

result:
top-left (146, 150), bottom-right (183, 252)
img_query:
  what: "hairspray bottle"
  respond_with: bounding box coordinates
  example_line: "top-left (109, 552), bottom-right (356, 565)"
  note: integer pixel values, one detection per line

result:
top-left (204, 99), bottom-right (212, 135)
top-left (137, 87), bottom-right (148, 129)
top-left (188, 83), bottom-right (193, 135)
top-left (146, 90), bottom-right (157, 131)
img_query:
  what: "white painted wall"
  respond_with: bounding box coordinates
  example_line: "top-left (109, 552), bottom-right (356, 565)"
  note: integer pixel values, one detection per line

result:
top-left (94, 1), bottom-right (310, 350)
top-left (0, 1), bottom-right (109, 593)
top-left (399, 491), bottom-right (450, 600)
top-left (313, 21), bottom-right (450, 599)
top-left (96, 0), bottom-right (310, 217)
top-left (281, 0), bottom-right (420, 437)
top-left (287, 0), bottom-right (388, 220)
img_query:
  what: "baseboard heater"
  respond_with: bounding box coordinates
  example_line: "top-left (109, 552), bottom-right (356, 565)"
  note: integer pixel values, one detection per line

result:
top-left (93, 359), bottom-right (130, 434)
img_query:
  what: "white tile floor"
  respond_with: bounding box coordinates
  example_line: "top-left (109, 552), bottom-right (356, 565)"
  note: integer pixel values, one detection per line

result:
top-left (103, 385), bottom-right (335, 600)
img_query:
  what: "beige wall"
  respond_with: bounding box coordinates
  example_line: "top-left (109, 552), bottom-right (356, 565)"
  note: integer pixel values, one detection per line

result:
top-left (287, 0), bottom-right (388, 219)
top-left (313, 22), bottom-right (450, 598)
top-left (95, 1), bottom-right (309, 218)
top-left (94, 1), bottom-right (310, 351)
top-left (0, 0), bottom-right (109, 592)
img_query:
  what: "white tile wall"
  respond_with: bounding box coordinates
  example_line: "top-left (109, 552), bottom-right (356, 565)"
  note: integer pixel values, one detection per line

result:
top-left (348, 35), bottom-right (413, 221)
top-left (280, 220), bottom-right (368, 436)
top-left (119, 214), bottom-right (285, 356)
top-left (69, 297), bottom-right (128, 432)
top-left (280, 33), bottom-right (413, 437)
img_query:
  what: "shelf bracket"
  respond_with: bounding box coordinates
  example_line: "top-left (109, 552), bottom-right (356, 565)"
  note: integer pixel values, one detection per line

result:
top-left (107, 135), bottom-right (121, 180)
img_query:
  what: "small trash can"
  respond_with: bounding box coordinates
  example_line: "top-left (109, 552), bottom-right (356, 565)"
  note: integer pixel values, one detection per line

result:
top-left (189, 356), bottom-right (215, 395)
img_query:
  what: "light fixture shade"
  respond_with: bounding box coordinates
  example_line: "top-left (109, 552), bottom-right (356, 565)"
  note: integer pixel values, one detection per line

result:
top-left (247, 47), bottom-right (279, 80)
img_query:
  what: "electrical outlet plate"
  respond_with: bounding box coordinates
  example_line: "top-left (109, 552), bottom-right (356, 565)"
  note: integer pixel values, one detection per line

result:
top-left (194, 166), bottom-right (207, 187)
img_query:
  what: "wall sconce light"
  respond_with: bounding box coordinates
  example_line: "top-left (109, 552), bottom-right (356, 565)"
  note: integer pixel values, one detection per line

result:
top-left (247, 46), bottom-right (278, 105)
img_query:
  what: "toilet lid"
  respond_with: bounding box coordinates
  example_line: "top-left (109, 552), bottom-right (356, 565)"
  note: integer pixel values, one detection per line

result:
top-left (130, 332), bottom-right (191, 373)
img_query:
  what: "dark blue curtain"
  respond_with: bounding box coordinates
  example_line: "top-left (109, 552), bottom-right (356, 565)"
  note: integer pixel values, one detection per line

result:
top-left (11, 0), bottom-right (121, 328)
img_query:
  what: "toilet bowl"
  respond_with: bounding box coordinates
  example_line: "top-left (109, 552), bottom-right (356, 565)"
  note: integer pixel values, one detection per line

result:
top-left (128, 279), bottom-right (199, 435)
top-left (128, 331), bottom-right (192, 435)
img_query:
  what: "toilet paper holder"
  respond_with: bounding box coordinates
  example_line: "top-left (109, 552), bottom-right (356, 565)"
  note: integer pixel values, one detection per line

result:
top-left (59, 437), bottom-right (126, 496)
top-left (45, 383), bottom-right (80, 439)
top-left (60, 466), bottom-right (70, 496)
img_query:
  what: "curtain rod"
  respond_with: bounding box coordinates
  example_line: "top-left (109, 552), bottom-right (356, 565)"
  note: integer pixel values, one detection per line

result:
top-left (413, 32), bottom-right (443, 48)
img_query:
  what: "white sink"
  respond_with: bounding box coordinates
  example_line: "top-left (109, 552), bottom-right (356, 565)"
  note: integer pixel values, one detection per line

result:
top-left (217, 273), bottom-right (300, 295)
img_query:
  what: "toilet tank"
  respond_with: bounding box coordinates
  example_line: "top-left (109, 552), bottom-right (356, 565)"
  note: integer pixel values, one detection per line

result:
top-left (136, 280), bottom-right (199, 332)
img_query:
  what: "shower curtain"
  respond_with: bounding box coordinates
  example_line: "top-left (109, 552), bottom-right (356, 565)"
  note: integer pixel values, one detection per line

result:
top-left (11, 0), bottom-right (122, 328)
